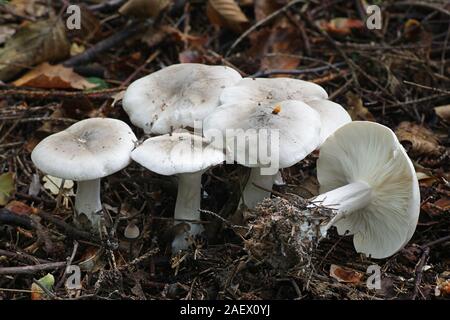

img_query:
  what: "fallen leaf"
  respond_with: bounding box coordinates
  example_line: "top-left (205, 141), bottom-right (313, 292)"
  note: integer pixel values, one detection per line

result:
top-left (318, 18), bottom-right (364, 36)
top-left (0, 25), bottom-right (16, 45)
top-left (395, 122), bottom-right (442, 156)
top-left (119, 0), bottom-right (171, 18)
top-left (434, 105), bottom-right (450, 123)
top-left (13, 63), bottom-right (96, 90)
top-left (435, 272), bottom-right (450, 297)
top-left (346, 92), bottom-right (375, 121)
top-left (330, 264), bottom-right (363, 283)
top-left (0, 18), bottom-right (70, 82)
top-left (207, 0), bottom-right (249, 33)
top-left (5, 201), bottom-right (38, 215)
top-left (31, 273), bottom-right (55, 300)
top-left (0, 172), bottom-right (15, 206)
top-left (43, 175), bottom-right (74, 196)
top-left (248, 18), bottom-right (301, 73)
top-left (70, 43), bottom-right (85, 56)
top-left (254, 0), bottom-right (282, 21)
top-left (9, 0), bottom-right (48, 18)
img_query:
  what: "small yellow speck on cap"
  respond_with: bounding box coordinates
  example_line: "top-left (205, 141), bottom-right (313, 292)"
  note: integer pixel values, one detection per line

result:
top-left (272, 105), bottom-right (281, 115)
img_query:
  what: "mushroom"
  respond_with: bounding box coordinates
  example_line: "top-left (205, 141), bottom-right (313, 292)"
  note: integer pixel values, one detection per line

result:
top-left (204, 100), bottom-right (322, 208)
top-left (220, 77), bottom-right (328, 106)
top-left (31, 118), bottom-right (137, 230)
top-left (131, 132), bottom-right (225, 252)
top-left (312, 121), bottom-right (420, 259)
top-left (122, 63), bottom-right (242, 134)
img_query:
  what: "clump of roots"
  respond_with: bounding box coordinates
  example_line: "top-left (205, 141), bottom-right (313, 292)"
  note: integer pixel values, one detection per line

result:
top-left (243, 195), bottom-right (335, 272)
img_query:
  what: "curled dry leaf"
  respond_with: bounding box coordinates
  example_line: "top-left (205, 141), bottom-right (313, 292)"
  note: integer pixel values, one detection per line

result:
top-left (346, 92), bottom-right (375, 121)
top-left (5, 200), bottom-right (38, 215)
top-left (318, 18), bottom-right (364, 36)
top-left (31, 273), bottom-right (55, 300)
top-left (207, 0), bottom-right (249, 33)
top-left (119, 0), bottom-right (171, 19)
top-left (434, 105), bottom-right (450, 123)
top-left (42, 175), bottom-right (74, 195)
top-left (330, 264), bottom-right (363, 284)
top-left (435, 272), bottom-right (450, 297)
top-left (395, 122), bottom-right (442, 156)
top-left (0, 18), bottom-right (70, 82)
top-left (13, 63), bottom-right (97, 90)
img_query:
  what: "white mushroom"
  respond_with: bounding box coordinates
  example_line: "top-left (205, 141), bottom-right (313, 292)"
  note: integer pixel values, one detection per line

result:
top-left (204, 100), bottom-right (322, 208)
top-left (31, 118), bottom-right (137, 230)
top-left (122, 63), bottom-right (242, 134)
top-left (131, 132), bottom-right (225, 252)
top-left (220, 77), bottom-right (328, 106)
top-left (312, 121), bottom-right (420, 259)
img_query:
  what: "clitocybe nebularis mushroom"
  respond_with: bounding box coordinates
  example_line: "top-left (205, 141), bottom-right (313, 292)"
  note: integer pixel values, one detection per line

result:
top-left (312, 121), bottom-right (420, 259)
top-left (122, 63), bottom-right (242, 134)
top-left (31, 118), bottom-right (137, 230)
top-left (204, 100), bottom-right (322, 209)
top-left (131, 132), bottom-right (225, 253)
top-left (220, 77), bottom-right (328, 106)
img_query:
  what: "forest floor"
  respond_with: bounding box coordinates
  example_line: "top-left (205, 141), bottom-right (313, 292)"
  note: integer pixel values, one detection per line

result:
top-left (0, 0), bottom-right (449, 300)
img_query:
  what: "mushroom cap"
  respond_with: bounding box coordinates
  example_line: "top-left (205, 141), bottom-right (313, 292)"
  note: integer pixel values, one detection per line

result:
top-left (306, 99), bottom-right (351, 144)
top-left (122, 63), bottom-right (242, 134)
top-left (317, 121), bottom-right (420, 259)
top-left (203, 100), bottom-right (322, 169)
top-left (131, 132), bottom-right (225, 176)
top-left (220, 77), bottom-right (328, 106)
top-left (31, 118), bottom-right (137, 181)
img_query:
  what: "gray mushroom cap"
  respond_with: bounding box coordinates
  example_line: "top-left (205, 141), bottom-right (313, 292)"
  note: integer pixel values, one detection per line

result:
top-left (131, 132), bottom-right (225, 176)
top-left (220, 77), bottom-right (328, 106)
top-left (203, 100), bottom-right (322, 169)
top-left (31, 118), bottom-right (137, 181)
top-left (122, 63), bottom-right (242, 134)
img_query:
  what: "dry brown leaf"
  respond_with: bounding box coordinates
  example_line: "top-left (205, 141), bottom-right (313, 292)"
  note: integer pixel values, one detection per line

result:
top-left (119, 0), bottom-right (171, 18)
top-left (248, 17), bottom-right (301, 73)
top-left (207, 0), bottom-right (249, 33)
top-left (346, 92), bottom-right (375, 121)
top-left (9, 0), bottom-right (48, 18)
top-left (395, 122), bottom-right (442, 156)
top-left (436, 272), bottom-right (450, 297)
top-left (0, 18), bottom-right (70, 82)
top-left (5, 200), bottom-right (38, 216)
top-left (318, 18), bottom-right (364, 36)
top-left (13, 63), bottom-right (96, 90)
top-left (330, 264), bottom-right (363, 284)
top-left (254, 0), bottom-right (282, 21)
top-left (434, 105), bottom-right (450, 123)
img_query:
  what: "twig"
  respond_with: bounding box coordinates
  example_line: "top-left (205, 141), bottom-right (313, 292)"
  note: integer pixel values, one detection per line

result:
top-left (63, 21), bottom-right (148, 67)
top-left (55, 241), bottom-right (79, 290)
top-left (411, 247), bottom-right (430, 300)
top-left (226, 0), bottom-right (306, 57)
top-left (403, 80), bottom-right (450, 95)
top-left (251, 62), bottom-right (346, 77)
top-left (0, 88), bottom-right (123, 100)
top-left (0, 262), bottom-right (66, 275)
top-left (421, 235), bottom-right (450, 249)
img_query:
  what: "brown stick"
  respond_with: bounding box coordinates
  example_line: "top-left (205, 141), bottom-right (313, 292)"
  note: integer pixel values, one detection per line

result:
top-left (0, 262), bottom-right (66, 275)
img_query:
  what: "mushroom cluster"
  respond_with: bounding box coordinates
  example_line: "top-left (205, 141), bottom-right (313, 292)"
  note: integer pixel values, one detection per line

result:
top-left (30, 63), bottom-right (419, 260)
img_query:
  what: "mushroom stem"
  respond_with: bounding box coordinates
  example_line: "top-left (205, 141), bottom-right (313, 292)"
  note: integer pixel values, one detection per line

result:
top-left (172, 171), bottom-right (205, 252)
top-left (311, 181), bottom-right (372, 231)
top-left (75, 179), bottom-right (102, 229)
top-left (240, 168), bottom-right (277, 208)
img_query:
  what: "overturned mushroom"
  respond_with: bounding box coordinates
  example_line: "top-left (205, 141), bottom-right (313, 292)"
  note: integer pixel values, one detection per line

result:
top-left (312, 121), bottom-right (420, 259)
top-left (204, 100), bottom-right (322, 209)
top-left (122, 63), bottom-right (242, 134)
top-left (31, 118), bottom-right (137, 230)
top-left (131, 132), bottom-right (225, 252)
